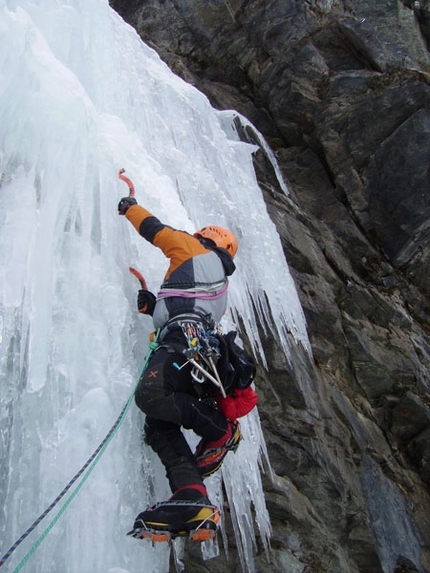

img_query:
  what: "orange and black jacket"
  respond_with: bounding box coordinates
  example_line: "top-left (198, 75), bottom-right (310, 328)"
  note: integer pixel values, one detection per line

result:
top-left (125, 204), bottom-right (235, 329)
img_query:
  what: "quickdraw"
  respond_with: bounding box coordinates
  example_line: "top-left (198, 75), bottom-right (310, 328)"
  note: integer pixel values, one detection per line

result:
top-left (175, 321), bottom-right (227, 398)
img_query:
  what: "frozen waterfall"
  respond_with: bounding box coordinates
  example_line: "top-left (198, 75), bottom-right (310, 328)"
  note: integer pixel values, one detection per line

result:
top-left (0, 1), bottom-right (310, 572)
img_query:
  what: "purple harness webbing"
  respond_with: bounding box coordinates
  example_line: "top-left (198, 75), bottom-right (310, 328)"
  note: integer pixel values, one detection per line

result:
top-left (157, 280), bottom-right (228, 301)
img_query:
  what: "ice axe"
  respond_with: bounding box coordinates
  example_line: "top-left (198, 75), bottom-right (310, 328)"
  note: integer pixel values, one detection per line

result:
top-left (129, 266), bottom-right (148, 290)
top-left (118, 168), bottom-right (135, 198)
top-left (129, 267), bottom-right (156, 315)
top-left (117, 172), bottom-right (145, 286)
top-left (117, 172), bottom-right (150, 304)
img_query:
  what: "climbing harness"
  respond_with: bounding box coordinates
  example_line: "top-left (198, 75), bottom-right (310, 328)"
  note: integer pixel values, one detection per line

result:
top-left (0, 334), bottom-right (159, 572)
top-left (157, 279), bottom-right (228, 301)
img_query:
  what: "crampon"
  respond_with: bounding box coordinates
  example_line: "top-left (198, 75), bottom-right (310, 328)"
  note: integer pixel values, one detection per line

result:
top-left (127, 500), bottom-right (220, 543)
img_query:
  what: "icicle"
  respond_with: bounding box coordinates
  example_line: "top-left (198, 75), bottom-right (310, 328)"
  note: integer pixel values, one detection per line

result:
top-left (171, 538), bottom-right (186, 573)
top-left (200, 537), bottom-right (220, 561)
top-left (217, 109), bottom-right (290, 195)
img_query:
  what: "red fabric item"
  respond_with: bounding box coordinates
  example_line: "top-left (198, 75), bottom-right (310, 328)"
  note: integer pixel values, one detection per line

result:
top-left (170, 484), bottom-right (208, 499)
top-left (216, 386), bottom-right (258, 420)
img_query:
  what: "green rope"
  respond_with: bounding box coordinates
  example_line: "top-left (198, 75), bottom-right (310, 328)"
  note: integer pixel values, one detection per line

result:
top-left (6, 337), bottom-right (159, 573)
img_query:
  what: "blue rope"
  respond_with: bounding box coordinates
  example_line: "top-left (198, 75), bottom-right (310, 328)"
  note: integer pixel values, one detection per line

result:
top-left (0, 337), bottom-right (159, 570)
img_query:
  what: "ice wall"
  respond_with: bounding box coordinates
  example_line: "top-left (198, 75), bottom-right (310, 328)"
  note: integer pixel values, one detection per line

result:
top-left (0, 1), bottom-right (310, 571)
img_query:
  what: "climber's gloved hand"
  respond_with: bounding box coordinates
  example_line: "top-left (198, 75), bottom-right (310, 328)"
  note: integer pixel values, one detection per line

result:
top-left (118, 196), bottom-right (137, 215)
top-left (137, 289), bottom-right (156, 316)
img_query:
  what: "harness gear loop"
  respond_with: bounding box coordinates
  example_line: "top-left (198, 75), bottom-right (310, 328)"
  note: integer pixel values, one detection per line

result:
top-left (178, 320), bottom-right (227, 398)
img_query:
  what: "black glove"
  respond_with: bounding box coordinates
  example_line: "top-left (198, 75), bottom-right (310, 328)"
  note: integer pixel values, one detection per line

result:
top-left (118, 196), bottom-right (137, 215)
top-left (137, 289), bottom-right (156, 316)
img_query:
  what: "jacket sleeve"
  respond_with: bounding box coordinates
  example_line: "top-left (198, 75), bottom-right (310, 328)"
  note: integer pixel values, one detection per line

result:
top-left (125, 204), bottom-right (166, 243)
top-left (125, 204), bottom-right (208, 278)
top-left (215, 386), bottom-right (258, 420)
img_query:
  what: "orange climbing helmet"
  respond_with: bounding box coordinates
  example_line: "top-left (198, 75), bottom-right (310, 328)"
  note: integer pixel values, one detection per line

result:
top-left (194, 226), bottom-right (238, 258)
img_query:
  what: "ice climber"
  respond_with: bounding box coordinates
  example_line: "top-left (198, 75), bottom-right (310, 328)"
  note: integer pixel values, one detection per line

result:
top-left (118, 194), bottom-right (258, 539)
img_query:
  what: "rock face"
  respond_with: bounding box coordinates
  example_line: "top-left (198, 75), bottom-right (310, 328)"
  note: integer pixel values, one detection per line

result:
top-left (109, 1), bottom-right (430, 572)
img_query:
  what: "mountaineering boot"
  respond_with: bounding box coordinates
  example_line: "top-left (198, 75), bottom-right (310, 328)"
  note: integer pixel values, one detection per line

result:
top-left (195, 420), bottom-right (241, 477)
top-left (128, 486), bottom-right (220, 542)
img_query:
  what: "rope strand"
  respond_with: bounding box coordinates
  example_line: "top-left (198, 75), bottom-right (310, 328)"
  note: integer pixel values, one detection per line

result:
top-left (0, 337), bottom-right (159, 571)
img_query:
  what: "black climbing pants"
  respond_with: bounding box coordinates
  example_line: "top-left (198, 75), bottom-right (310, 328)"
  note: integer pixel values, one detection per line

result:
top-left (135, 332), bottom-right (228, 493)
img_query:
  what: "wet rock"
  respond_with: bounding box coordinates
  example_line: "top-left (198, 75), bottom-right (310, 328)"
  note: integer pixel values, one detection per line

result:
top-left (408, 427), bottom-right (430, 485)
top-left (391, 391), bottom-right (430, 440)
